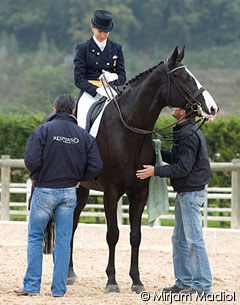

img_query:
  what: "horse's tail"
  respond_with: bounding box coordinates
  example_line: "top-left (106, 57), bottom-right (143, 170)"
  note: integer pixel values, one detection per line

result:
top-left (43, 218), bottom-right (55, 254)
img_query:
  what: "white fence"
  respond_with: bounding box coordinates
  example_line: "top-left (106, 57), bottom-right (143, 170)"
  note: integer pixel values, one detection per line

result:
top-left (0, 155), bottom-right (240, 228)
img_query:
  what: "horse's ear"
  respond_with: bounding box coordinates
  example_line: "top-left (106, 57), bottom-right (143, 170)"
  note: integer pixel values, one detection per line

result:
top-left (177, 46), bottom-right (185, 62)
top-left (169, 46), bottom-right (179, 63)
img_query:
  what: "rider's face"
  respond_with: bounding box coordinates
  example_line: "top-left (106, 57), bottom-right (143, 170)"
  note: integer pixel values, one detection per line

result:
top-left (91, 26), bottom-right (110, 42)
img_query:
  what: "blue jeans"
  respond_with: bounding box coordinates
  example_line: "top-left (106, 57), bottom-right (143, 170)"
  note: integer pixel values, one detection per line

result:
top-left (172, 190), bottom-right (212, 293)
top-left (23, 187), bottom-right (77, 296)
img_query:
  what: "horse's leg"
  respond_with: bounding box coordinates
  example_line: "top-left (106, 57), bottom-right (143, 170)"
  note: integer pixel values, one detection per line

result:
top-left (67, 186), bottom-right (89, 285)
top-left (104, 190), bottom-right (120, 293)
top-left (127, 190), bottom-right (148, 293)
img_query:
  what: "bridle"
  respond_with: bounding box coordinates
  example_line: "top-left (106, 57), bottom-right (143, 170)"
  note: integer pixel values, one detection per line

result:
top-left (164, 60), bottom-right (206, 117)
top-left (101, 60), bottom-right (208, 136)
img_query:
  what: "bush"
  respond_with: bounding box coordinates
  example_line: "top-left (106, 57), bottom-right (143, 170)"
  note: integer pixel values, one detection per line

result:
top-left (0, 112), bottom-right (45, 158)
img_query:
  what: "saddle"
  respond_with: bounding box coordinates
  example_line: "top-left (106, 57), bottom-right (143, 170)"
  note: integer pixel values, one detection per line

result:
top-left (85, 96), bottom-right (107, 133)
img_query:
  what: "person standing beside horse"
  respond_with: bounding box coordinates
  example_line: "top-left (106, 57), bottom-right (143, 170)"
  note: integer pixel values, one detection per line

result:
top-left (136, 106), bottom-right (212, 296)
top-left (14, 94), bottom-right (103, 297)
top-left (73, 9), bottom-right (126, 130)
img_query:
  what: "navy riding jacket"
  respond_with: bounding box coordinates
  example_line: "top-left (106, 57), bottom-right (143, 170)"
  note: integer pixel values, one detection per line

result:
top-left (24, 113), bottom-right (103, 188)
top-left (73, 37), bottom-right (126, 97)
top-left (155, 119), bottom-right (211, 192)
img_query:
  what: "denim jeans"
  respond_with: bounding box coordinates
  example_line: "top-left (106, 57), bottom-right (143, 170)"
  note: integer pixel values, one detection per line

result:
top-left (23, 187), bottom-right (77, 296)
top-left (172, 190), bottom-right (212, 293)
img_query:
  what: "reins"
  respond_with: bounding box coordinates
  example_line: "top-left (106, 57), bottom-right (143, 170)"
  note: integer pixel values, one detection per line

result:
top-left (101, 76), bottom-right (155, 135)
top-left (100, 61), bottom-right (208, 138)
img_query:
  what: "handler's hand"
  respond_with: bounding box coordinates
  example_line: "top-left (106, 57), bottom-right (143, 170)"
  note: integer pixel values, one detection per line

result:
top-left (136, 165), bottom-right (154, 180)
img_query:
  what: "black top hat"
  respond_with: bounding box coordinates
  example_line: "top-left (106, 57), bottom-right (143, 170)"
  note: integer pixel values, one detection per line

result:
top-left (91, 10), bottom-right (114, 32)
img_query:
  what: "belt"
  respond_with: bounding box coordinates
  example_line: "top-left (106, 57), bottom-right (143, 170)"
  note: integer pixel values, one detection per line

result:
top-left (88, 80), bottom-right (108, 87)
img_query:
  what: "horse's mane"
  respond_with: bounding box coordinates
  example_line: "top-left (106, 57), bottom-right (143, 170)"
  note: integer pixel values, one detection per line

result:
top-left (119, 61), bottom-right (163, 95)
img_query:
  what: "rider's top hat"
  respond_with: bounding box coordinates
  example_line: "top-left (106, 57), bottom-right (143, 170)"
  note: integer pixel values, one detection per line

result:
top-left (91, 10), bottom-right (114, 32)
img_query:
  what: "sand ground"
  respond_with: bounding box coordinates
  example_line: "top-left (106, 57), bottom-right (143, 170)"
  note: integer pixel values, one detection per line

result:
top-left (0, 222), bottom-right (240, 305)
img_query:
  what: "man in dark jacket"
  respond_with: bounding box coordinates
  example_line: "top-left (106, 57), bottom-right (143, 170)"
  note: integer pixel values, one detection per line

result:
top-left (14, 94), bottom-right (103, 297)
top-left (136, 107), bottom-right (212, 296)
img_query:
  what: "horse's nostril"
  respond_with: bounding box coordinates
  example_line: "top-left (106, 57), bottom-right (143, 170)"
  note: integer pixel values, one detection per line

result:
top-left (211, 106), bottom-right (218, 114)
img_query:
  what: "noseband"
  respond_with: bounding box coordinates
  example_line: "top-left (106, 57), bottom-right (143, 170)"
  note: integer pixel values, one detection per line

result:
top-left (164, 60), bottom-right (205, 115)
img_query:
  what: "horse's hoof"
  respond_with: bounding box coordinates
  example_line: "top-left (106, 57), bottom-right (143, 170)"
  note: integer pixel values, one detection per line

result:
top-left (131, 284), bottom-right (145, 294)
top-left (105, 284), bottom-right (120, 293)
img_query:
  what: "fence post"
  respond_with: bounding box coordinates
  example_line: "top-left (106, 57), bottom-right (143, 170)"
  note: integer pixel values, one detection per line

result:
top-left (231, 159), bottom-right (240, 229)
top-left (117, 197), bottom-right (123, 225)
top-left (1, 155), bottom-right (10, 220)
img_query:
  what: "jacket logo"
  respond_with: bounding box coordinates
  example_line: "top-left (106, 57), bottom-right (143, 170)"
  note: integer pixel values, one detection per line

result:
top-left (53, 136), bottom-right (79, 144)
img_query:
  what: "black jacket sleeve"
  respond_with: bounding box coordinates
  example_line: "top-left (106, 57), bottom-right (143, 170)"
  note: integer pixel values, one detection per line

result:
top-left (73, 42), bottom-right (98, 97)
top-left (161, 150), bottom-right (173, 164)
top-left (81, 137), bottom-right (103, 181)
top-left (24, 126), bottom-right (45, 176)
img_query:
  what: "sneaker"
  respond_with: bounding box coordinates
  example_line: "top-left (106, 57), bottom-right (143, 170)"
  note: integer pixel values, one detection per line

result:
top-left (179, 287), bottom-right (210, 296)
top-left (162, 285), bottom-right (185, 294)
top-left (13, 288), bottom-right (38, 296)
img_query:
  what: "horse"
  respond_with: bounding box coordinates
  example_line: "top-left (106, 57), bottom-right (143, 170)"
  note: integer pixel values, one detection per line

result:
top-left (67, 46), bottom-right (218, 293)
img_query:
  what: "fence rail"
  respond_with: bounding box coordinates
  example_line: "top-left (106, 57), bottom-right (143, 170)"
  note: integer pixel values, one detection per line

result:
top-left (1, 155), bottom-right (240, 228)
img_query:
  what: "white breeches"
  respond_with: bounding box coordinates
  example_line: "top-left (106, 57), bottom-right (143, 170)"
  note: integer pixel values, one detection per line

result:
top-left (76, 92), bottom-right (110, 138)
top-left (76, 92), bottom-right (100, 129)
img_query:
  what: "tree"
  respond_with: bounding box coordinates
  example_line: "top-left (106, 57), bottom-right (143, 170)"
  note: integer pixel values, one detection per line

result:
top-left (0, 0), bottom-right (72, 51)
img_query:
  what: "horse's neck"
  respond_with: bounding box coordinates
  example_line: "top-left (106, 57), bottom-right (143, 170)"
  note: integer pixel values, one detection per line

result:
top-left (120, 69), bottom-right (166, 130)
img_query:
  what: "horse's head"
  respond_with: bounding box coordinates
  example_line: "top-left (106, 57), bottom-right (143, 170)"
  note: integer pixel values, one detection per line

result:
top-left (165, 46), bottom-right (219, 119)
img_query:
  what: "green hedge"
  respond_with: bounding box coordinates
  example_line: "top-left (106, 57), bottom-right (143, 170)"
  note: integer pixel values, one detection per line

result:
top-left (0, 112), bottom-right (45, 183)
top-left (0, 112), bottom-right (239, 187)
top-left (0, 112), bottom-right (45, 158)
top-left (0, 112), bottom-right (238, 226)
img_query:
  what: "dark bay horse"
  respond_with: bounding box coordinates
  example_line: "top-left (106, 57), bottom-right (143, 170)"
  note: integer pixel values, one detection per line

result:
top-left (68, 47), bottom-right (218, 293)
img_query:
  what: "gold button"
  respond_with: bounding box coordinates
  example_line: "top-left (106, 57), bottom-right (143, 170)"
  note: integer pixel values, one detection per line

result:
top-left (96, 62), bottom-right (98, 65)
top-left (97, 52), bottom-right (100, 55)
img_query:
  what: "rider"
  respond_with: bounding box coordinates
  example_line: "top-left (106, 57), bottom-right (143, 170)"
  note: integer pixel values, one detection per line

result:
top-left (136, 106), bottom-right (212, 296)
top-left (73, 9), bottom-right (126, 132)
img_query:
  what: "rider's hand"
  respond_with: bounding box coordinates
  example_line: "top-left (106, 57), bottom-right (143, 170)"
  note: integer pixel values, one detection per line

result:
top-left (96, 86), bottom-right (118, 98)
top-left (99, 70), bottom-right (118, 83)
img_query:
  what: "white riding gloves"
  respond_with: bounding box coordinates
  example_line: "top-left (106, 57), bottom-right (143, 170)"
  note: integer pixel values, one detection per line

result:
top-left (99, 70), bottom-right (118, 83)
top-left (97, 70), bottom-right (118, 98)
top-left (96, 85), bottom-right (118, 99)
